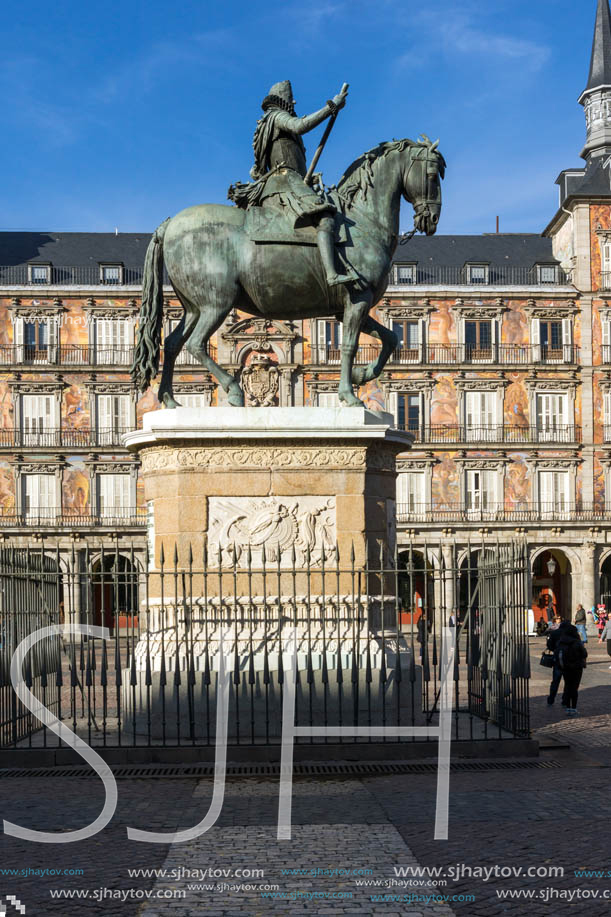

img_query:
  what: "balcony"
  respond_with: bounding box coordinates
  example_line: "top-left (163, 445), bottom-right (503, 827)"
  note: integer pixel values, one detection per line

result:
top-left (400, 424), bottom-right (581, 445)
top-left (318, 344), bottom-right (580, 367)
top-left (0, 428), bottom-right (134, 449)
top-left (0, 507), bottom-right (146, 528)
top-left (388, 265), bottom-right (570, 286)
top-left (0, 265), bottom-right (145, 286)
top-left (396, 503), bottom-right (608, 524)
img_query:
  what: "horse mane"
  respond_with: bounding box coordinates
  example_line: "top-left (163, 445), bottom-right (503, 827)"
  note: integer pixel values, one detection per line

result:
top-left (336, 137), bottom-right (445, 205)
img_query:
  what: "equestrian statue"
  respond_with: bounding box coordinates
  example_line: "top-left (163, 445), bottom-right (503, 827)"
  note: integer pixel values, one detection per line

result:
top-left (132, 79), bottom-right (445, 407)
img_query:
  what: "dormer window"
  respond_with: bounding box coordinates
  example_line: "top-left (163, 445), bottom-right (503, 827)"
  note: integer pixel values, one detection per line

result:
top-left (28, 263), bottom-right (50, 284)
top-left (537, 264), bottom-right (558, 284)
top-left (466, 264), bottom-right (488, 285)
top-left (100, 264), bottom-right (123, 285)
top-left (393, 263), bottom-right (416, 284)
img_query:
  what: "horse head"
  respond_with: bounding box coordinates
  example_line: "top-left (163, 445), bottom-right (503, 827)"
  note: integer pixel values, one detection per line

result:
top-left (402, 135), bottom-right (446, 236)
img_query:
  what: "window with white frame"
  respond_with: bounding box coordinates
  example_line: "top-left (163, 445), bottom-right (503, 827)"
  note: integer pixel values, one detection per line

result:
top-left (538, 265), bottom-right (558, 284)
top-left (467, 264), bottom-right (488, 284)
top-left (465, 469), bottom-right (497, 514)
top-left (535, 392), bottom-right (569, 441)
top-left (389, 392), bottom-right (422, 433)
top-left (23, 473), bottom-right (56, 522)
top-left (317, 320), bottom-right (342, 363)
top-left (13, 317), bottom-right (58, 364)
top-left (29, 264), bottom-right (50, 284)
top-left (530, 316), bottom-right (572, 362)
top-left (601, 239), bottom-right (611, 285)
top-left (604, 390), bottom-right (611, 441)
top-left (100, 264), bottom-right (122, 285)
top-left (95, 317), bottom-right (131, 365)
top-left (97, 394), bottom-right (131, 445)
top-left (317, 391), bottom-right (340, 408)
top-left (167, 318), bottom-right (198, 365)
top-left (97, 473), bottom-right (131, 519)
top-left (465, 390), bottom-right (497, 442)
top-left (602, 314), bottom-right (611, 362)
top-left (22, 394), bottom-right (56, 446)
top-left (538, 470), bottom-right (569, 518)
top-left (397, 472), bottom-right (425, 515)
top-left (177, 393), bottom-right (208, 410)
top-left (393, 264), bottom-right (416, 284)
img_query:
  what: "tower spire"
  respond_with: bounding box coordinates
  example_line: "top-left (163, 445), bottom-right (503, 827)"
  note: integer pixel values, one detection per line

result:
top-left (580, 0), bottom-right (611, 159)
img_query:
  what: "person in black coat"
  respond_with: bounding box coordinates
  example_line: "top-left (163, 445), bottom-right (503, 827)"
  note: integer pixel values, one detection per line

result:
top-left (546, 619), bottom-right (571, 706)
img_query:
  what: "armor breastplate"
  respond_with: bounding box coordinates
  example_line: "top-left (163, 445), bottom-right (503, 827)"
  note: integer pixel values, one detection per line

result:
top-left (268, 132), bottom-right (307, 176)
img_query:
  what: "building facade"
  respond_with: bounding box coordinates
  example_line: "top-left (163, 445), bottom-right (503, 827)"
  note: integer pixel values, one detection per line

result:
top-left (0, 0), bottom-right (610, 625)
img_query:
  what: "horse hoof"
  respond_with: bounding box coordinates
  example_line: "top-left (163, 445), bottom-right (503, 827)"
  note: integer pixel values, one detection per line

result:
top-left (161, 393), bottom-right (181, 409)
top-left (227, 386), bottom-right (245, 407)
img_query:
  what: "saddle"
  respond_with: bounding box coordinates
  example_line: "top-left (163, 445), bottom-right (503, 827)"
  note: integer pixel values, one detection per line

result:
top-left (245, 204), bottom-right (350, 246)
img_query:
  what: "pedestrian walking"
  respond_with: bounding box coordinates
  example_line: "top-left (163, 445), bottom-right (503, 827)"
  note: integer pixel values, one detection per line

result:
top-left (598, 617), bottom-right (611, 669)
top-left (546, 619), bottom-right (571, 706)
top-left (554, 623), bottom-right (587, 715)
top-left (574, 603), bottom-right (588, 643)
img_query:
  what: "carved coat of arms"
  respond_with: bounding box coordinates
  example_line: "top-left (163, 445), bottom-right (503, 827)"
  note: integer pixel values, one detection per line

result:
top-left (241, 352), bottom-right (279, 406)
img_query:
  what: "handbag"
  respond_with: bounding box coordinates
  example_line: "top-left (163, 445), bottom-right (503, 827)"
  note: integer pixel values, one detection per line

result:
top-left (540, 651), bottom-right (555, 669)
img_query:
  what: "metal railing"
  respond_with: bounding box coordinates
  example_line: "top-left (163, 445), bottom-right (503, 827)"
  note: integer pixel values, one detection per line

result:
top-left (318, 344), bottom-right (580, 366)
top-left (0, 508), bottom-right (146, 527)
top-left (396, 502), bottom-right (608, 523)
top-left (0, 536), bottom-right (530, 750)
top-left (0, 427), bottom-right (134, 448)
top-left (400, 424), bottom-right (581, 445)
top-left (388, 265), bottom-right (569, 286)
top-left (0, 343), bottom-right (217, 368)
top-left (0, 266), bottom-right (145, 286)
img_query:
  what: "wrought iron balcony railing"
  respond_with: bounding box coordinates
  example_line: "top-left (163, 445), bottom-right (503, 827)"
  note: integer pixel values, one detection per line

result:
top-left (0, 343), bottom-right (217, 368)
top-left (0, 265), bottom-right (145, 285)
top-left (0, 507), bottom-right (146, 527)
top-left (318, 344), bottom-right (580, 366)
top-left (399, 424), bottom-right (581, 444)
top-left (396, 502), bottom-right (608, 523)
top-left (387, 265), bottom-right (569, 286)
top-left (0, 428), bottom-right (133, 448)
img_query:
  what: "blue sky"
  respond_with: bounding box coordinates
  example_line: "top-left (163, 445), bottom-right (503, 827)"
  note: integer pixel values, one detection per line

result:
top-left (0, 0), bottom-right (599, 235)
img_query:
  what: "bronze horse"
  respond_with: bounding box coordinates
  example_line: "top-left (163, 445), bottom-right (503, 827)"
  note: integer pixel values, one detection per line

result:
top-left (132, 136), bottom-right (445, 407)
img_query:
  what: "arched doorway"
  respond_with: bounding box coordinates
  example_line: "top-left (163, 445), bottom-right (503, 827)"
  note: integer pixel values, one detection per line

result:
top-left (532, 549), bottom-right (571, 623)
top-left (397, 549), bottom-right (434, 629)
top-left (459, 550), bottom-right (480, 625)
top-left (601, 555), bottom-right (611, 610)
top-left (91, 554), bottom-right (139, 635)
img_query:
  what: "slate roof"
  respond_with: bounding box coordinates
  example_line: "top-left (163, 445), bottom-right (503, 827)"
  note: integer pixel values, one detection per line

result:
top-left (390, 234), bottom-right (559, 268)
top-left (0, 232), bottom-right (151, 269)
top-left (583, 0), bottom-right (611, 96)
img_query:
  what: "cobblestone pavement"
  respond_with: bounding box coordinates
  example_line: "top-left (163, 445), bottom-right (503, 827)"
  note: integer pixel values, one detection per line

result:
top-left (0, 640), bottom-right (609, 915)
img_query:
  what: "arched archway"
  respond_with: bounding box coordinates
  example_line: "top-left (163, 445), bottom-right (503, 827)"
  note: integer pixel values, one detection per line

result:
top-left (459, 550), bottom-right (480, 625)
top-left (90, 553), bottom-right (139, 635)
top-left (532, 549), bottom-right (572, 623)
top-left (601, 555), bottom-right (611, 609)
top-left (397, 549), bottom-right (434, 628)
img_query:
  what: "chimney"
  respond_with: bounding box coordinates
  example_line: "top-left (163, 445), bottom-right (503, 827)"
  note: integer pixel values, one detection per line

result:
top-left (496, 216), bottom-right (500, 234)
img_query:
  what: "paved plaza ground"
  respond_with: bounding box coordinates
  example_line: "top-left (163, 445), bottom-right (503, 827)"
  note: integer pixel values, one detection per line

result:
top-left (0, 636), bottom-right (609, 916)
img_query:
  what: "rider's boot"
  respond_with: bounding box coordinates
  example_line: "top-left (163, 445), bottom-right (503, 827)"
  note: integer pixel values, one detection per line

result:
top-left (316, 217), bottom-right (358, 287)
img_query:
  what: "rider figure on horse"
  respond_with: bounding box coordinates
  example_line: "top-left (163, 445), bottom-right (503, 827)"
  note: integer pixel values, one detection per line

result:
top-left (247, 79), bottom-right (357, 288)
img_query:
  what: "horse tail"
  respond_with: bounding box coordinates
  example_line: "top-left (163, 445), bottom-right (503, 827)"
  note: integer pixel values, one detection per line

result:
top-left (131, 217), bottom-right (171, 392)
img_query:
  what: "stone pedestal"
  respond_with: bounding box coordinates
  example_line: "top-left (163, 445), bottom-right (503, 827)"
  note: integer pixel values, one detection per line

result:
top-left (122, 407), bottom-right (415, 741)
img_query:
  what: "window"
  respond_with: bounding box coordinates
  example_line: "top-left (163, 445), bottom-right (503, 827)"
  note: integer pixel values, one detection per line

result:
top-left (467, 264), bottom-right (488, 284)
top-left (23, 474), bottom-right (56, 523)
top-left (465, 469), bottom-right (497, 515)
top-left (394, 264), bottom-right (416, 284)
top-left (100, 264), bottom-right (122, 284)
top-left (397, 472), bottom-right (425, 515)
top-left (97, 394), bottom-right (131, 445)
top-left (177, 393), bottom-right (208, 410)
top-left (95, 318), bottom-right (130, 365)
top-left (603, 316), bottom-right (611, 362)
top-left (531, 317), bottom-right (572, 362)
top-left (465, 391), bottom-right (497, 442)
top-left (15, 317), bottom-right (58, 365)
top-left (29, 264), bottom-right (50, 284)
top-left (318, 391), bottom-right (340, 408)
top-left (317, 320), bottom-right (342, 363)
top-left (604, 391), bottom-right (611, 441)
top-left (22, 394), bottom-right (54, 446)
top-left (538, 265), bottom-right (557, 284)
top-left (392, 320), bottom-right (420, 361)
top-left (396, 393), bottom-right (421, 433)
top-left (97, 473), bottom-right (131, 520)
top-left (535, 392), bottom-right (569, 441)
top-left (539, 320), bottom-right (562, 360)
top-left (464, 320), bottom-right (492, 361)
top-left (538, 471), bottom-right (569, 519)
top-left (601, 240), bottom-right (611, 289)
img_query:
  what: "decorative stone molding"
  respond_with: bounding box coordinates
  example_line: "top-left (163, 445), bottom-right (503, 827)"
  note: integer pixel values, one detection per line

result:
top-left (524, 299), bottom-right (577, 319)
top-left (526, 457), bottom-right (581, 470)
top-left (378, 300), bottom-right (435, 321)
top-left (140, 442), bottom-right (397, 474)
top-left (455, 456), bottom-right (510, 470)
top-left (83, 297), bottom-right (139, 320)
top-left (8, 297), bottom-right (65, 321)
top-left (16, 461), bottom-right (65, 474)
top-left (451, 297), bottom-right (505, 320)
top-left (85, 378), bottom-right (135, 396)
top-left (208, 496), bottom-right (336, 568)
top-left (383, 378), bottom-right (435, 393)
top-left (9, 377), bottom-right (65, 394)
top-left (525, 377), bottom-right (578, 393)
top-left (396, 457), bottom-right (436, 472)
top-left (454, 377), bottom-right (508, 391)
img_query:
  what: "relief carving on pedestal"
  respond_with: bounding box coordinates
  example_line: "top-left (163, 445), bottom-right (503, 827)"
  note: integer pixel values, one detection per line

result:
top-left (208, 495), bottom-right (336, 567)
top-left (140, 444), bottom-right (370, 473)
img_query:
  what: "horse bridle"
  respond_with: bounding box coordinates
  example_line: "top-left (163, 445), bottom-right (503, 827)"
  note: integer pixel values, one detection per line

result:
top-left (399, 145), bottom-right (442, 244)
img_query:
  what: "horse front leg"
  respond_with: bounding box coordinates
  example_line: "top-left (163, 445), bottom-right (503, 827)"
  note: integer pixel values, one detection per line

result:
top-left (338, 290), bottom-right (372, 407)
top-left (351, 314), bottom-right (400, 386)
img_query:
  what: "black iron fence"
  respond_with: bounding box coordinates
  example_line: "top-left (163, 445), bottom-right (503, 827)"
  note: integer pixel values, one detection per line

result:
top-left (399, 424), bottom-right (581, 445)
top-left (319, 344), bottom-right (580, 366)
top-left (396, 502), bottom-right (607, 523)
top-left (0, 538), bottom-right (530, 752)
